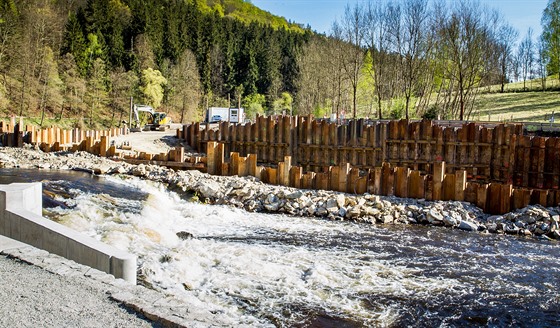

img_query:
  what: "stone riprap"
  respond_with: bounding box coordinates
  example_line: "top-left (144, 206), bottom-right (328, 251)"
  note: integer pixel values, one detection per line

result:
top-left (1, 145), bottom-right (559, 240)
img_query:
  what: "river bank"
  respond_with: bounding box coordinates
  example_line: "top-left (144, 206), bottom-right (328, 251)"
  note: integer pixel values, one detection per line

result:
top-left (1, 145), bottom-right (559, 241)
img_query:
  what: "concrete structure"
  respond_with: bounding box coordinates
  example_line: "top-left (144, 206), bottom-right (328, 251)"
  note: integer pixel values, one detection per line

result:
top-left (0, 183), bottom-right (137, 284)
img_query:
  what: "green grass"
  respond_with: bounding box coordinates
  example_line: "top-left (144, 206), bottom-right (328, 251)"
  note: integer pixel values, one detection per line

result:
top-left (473, 91), bottom-right (560, 122)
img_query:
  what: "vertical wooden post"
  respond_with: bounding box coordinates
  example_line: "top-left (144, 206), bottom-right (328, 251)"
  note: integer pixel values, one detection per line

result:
top-left (433, 161), bottom-right (445, 201)
top-left (395, 167), bottom-right (410, 198)
top-left (230, 152), bottom-right (240, 176)
top-left (207, 141), bottom-right (217, 175)
top-left (455, 170), bottom-right (467, 201)
top-left (442, 173), bottom-right (456, 201)
top-left (99, 136), bottom-right (109, 157)
top-left (339, 163), bottom-right (350, 193)
top-left (248, 154), bottom-right (257, 177)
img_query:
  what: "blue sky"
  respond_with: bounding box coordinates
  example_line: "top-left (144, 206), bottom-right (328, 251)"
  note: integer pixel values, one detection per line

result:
top-left (252, 0), bottom-right (548, 39)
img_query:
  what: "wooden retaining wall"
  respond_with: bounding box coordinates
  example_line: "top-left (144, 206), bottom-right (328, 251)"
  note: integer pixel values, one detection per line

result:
top-left (206, 141), bottom-right (560, 214)
top-left (180, 116), bottom-right (560, 191)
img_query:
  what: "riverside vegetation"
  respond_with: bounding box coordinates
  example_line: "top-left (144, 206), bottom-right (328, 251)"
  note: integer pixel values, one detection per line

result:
top-left (1, 145), bottom-right (558, 241)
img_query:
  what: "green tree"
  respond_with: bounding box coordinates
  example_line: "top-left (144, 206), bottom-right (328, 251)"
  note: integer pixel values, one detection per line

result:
top-left (59, 53), bottom-right (86, 119)
top-left (140, 67), bottom-right (167, 108)
top-left (242, 93), bottom-right (265, 119)
top-left (272, 92), bottom-right (292, 115)
top-left (109, 67), bottom-right (138, 126)
top-left (38, 46), bottom-right (63, 126)
top-left (86, 57), bottom-right (108, 125)
top-left (542, 0), bottom-right (560, 79)
top-left (168, 49), bottom-right (201, 123)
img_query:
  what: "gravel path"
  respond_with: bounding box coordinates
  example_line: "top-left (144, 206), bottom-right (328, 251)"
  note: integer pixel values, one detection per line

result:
top-left (0, 254), bottom-right (155, 328)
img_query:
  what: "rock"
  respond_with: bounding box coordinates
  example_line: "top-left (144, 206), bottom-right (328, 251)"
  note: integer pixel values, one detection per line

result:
top-left (458, 220), bottom-right (478, 231)
top-left (378, 215), bottom-right (394, 224)
top-left (228, 180), bottom-right (244, 189)
top-left (326, 198), bottom-right (338, 212)
top-left (132, 164), bottom-right (146, 176)
top-left (316, 207), bottom-right (328, 216)
top-left (427, 209), bottom-right (443, 223)
top-left (443, 215), bottom-right (458, 227)
top-left (336, 194), bottom-right (346, 208)
top-left (346, 206), bottom-right (362, 219)
top-left (338, 207), bottom-right (347, 217)
top-left (197, 180), bottom-right (222, 199)
top-left (265, 193), bottom-right (278, 204)
top-left (176, 231), bottom-right (194, 240)
top-left (307, 205), bottom-right (317, 216)
top-left (285, 191), bottom-right (303, 199)
top-left (264, 202), bottom-right (281, 212)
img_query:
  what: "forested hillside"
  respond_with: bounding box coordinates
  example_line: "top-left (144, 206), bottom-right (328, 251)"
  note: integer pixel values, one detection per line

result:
top-left (0, 0), bottom-right (558, 129)
top-left (0, 0), bottom-right (309, 127)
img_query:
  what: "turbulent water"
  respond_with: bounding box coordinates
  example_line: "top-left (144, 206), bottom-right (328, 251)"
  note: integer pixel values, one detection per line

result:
top-left (2, 169), bottom-right (560, 327)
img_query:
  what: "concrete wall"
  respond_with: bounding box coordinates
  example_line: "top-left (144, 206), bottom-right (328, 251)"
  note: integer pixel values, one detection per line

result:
top-left (0, 183), bottom-right (136, 284)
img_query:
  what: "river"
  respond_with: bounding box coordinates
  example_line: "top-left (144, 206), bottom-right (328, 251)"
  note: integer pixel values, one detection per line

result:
top-left (2, 168), bottom-right (559, 327)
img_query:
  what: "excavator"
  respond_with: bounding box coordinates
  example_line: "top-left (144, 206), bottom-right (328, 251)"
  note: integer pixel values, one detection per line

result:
top-left (130, 104), bottom-right (172, 132)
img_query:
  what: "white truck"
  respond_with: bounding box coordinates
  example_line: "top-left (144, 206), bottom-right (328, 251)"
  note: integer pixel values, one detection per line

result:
top-left (206, 107), bottom-right (244, 123)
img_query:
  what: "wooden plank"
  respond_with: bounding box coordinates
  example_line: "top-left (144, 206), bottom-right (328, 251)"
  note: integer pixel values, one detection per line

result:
top-left (349, 167), bottom-right (360, 194)
top-left (338, 163), bottom-right (350, 193)
top-left (408, 170), bottom-right (421, 199)
top-left (531, 189), bottom-right (548, 207)
top-left (356, 176), bottom-right (367, 194)
top-left (248, 154), bottom-right (257, 177)
top-left (476, 183), bottom-right (489, 212)
top-left (442, 173), bottom-right (456, 201)
top-left (432, 161), bottom-right (445, 201)
top-left (230, 152), bottom-right (239, 176)
top-left (395, 167), bottom-right (410, 198)
top-left (207, 141), bottom-right (217, 175)
top-left (266, 167), bottom-right (277, 185)
top-left (330, 165), bottom-right (340, 191)
top-left (238, 156), bottom-right (248, 176)
top-left (302, 172), bottom-right (316, 190)
top-left (316, 170), bottom-right (330, 191)
top-left (382, 162), bottom-right (394, 196)
top-left (487, 183), bottom-right (502, 214)
top-left (512, 188), bottom-right (531, 210)
top-left (464, 182), bottom-right (477, 204)
top-left (500, 183), bottom-right (512, 213)
top-left (290, 166), bottom-right (302, 188)
top-left (99, 136), bottom-right (109, 157)
top-left (372, 167), bottom-right (382, 195)
top-left (455, 170), bottom-right (466, 201)
top-left (443, 127), bottom-right (456, 173)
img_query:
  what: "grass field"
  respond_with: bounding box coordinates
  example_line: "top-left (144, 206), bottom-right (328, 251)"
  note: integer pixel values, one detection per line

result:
top-left (472, 77), bottom-right (560, 123)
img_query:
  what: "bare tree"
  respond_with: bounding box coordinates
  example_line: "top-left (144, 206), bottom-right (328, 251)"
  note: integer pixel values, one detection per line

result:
top-left (518, 28), bottom-right (535, 90)
top-left (338, 3), bottom-right (367, 119)
top-left (400, 0), bottom-right (432, 119)
top-left (436, 0), bottom-right (494, 120)
top-left (109, 67), bottom-right (138, 126)
top-left (329, 22), bottom-right (351, 120)
top-left (295, 36), bottom-right (330, 115)
top-left (536, 35), bottom-right (549, 90)
top-left (168, 49), bottom-right (202, 123)
top-left (365, 1), bottom-right (393, 119)
top-left (496, 23), bottom-right (518, 93)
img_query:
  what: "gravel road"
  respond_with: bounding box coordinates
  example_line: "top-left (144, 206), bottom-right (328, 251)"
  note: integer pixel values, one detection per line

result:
top-left (110, 124), bottom-right (184, 154)
top-left (0, 254), bottom-right (155, 328)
